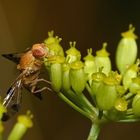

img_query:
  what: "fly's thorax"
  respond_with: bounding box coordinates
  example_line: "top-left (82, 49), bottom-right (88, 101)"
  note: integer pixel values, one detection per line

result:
top-left (17, 49), bottom-right (43, 73)
top-left (17, 51), bottom-right (35, 70)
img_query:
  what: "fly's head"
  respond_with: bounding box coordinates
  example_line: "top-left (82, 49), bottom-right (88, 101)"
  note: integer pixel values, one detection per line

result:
top-left (31, 43), bottom-right (48, 59)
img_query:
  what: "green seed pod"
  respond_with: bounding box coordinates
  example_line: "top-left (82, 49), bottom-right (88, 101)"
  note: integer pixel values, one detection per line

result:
top-left (70, 61), bottom-right (86, 93)
top-left (129, 77), bottom-right (140, 94)
top-left (48, 55), bottom-right (65, 92)
top-left (62, 63), bottom-right (71, 91)
top-left (96, 75), bottom-right (118, 110)
top-left (132, 93), bottom-right (140, 117)
top-left (95, 42), bottom-right (111, 75)
top-left (91, 70), bottom-right (106, 96)
top-left (66, 42), bottom-right (81, 63)
top-left (116, 25), bottom-right (138, 74)
top-left (83, 48), bottom-right (96, 83)
top-left (122, 61), bottom-right (139, 90)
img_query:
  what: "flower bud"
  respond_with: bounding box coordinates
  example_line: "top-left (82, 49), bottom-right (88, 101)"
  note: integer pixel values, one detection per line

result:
top-left (116, 24), bottom-right (138, 74)
top-left (122, 61), bottom-right (139, 90)
top-left (96, 75), bottom-right (118, 110)
top-left (48, 55), bottom-right (65, 92)
top-left (44, 31), bottom-right (64, 56)
top-left (95, 42), bottom-right (111, 75)
top-left (8, 111), bottom-right (33, 140)
top-left (66, 42), bottom-right (81, 63)
top-left (62, 63), bottom-right (71, 91)
top-left (91, 70), bottom-right (106, 96)
top-left (132, 93), bottom-right (140, 117)
top-left (70, 61), bottom-right (86, 93)
top-left (83, 48), bottom-right (96, 84)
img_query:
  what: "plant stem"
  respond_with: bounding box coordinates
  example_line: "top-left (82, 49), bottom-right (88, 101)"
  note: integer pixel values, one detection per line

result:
top-left (66, 90), bottom-right (93, 114)
top-left (58, 92), bottom-right (93, 120)
top-left (86, 83), bottom-right (95, 102)
top-left (87, 123), bottom-right (101, 140)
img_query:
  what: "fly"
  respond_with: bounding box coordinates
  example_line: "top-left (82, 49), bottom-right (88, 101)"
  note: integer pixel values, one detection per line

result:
top-left (2, 43), bottom-right (51, 121)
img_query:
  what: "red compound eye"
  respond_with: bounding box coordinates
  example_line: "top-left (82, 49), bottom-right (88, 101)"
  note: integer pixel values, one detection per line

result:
top-left (32, 44), bottom-right (47, 58)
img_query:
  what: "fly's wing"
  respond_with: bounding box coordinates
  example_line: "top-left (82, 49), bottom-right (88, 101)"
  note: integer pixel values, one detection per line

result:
top-left (2, 53), bottom-right (22, 64)
top-left (1, 48), bottom-right (30, 64)
top-left (2, 79), bottom-right (22, 121)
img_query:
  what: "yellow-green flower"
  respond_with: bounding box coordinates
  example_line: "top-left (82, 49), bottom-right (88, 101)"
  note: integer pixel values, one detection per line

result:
top-left (96, 75), bottom-right (118, 110)
top-left (95, 42), bottom-right (111, 75)
top-left (48, 55), bottom-right (65, 92)
top-left (70, 61), bottom-right (86, 93)
top-left (8, 111), bottom-right (33, 140)
top-left (83, 48), bottom-right (96, 83)
top-left (116, 24), bottom-right (138, 74)
top-left (66, 42), bottom-right (81, 63)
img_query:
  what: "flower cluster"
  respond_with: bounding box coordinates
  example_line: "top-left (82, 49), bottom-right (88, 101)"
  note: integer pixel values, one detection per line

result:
top-left (43, 25), bottom-right (140, 124)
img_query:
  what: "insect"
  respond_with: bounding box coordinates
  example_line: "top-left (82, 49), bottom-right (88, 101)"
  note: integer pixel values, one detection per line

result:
top-left (2, 43), bottom-right (51, 121)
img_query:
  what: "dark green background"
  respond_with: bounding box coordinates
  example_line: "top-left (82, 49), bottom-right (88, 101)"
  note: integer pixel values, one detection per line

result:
top-left (0, 0), bottom-right (140, 139)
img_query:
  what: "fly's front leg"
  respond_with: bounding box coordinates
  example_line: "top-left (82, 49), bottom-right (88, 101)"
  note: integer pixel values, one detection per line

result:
top-left (30, 78), bottom-right (52, 94)
top-left (36, 78), bottom-right (51, 85)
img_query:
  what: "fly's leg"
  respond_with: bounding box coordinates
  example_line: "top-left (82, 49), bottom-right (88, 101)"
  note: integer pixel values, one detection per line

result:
top-left (36, 78), bottom-right (51, 85)
top-left (30, 78), bottom-right (52, 94)
top-left (31, 86), bottom-right (52, 93)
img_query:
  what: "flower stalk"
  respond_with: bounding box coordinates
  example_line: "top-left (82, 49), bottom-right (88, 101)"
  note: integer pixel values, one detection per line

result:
top-left (87, 123), bottom-right (101, 140)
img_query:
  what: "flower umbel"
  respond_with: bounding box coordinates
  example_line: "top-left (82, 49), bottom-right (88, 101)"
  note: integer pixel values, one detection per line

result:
top-left (2, 24), bottom-right (140, 140)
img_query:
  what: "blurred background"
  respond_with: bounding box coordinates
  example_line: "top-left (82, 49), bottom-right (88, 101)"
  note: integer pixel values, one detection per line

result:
top-left (0, 0), bottom-right (140, 140)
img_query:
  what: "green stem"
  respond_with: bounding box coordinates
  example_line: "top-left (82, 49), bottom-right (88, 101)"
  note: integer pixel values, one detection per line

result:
top-left (118, 118), bottom-right (140, 122)
top-left (67, 89), bottom-right (98, 118)
top-left (58, 92), bottom-right (93, 120)
top-left (86, 83), bottom-right (95, 101)
top-left (87, 123), bottom-right (101, 140)
top-left (66, 90), bottom-right (92, 114)
top-left (77, 93), bottom-right (98, 118)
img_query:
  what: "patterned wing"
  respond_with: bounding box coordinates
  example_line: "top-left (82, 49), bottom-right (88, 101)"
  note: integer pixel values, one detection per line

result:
top-left (2, 79), bottom-right (23, 121)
